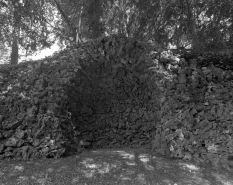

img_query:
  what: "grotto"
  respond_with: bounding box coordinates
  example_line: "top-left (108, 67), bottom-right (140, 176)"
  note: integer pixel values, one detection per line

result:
top-left (0, 35), bottom-right (233, 170)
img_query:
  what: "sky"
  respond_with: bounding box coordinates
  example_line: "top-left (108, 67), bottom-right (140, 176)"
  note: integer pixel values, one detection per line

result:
top-left (20, 43), bottom-right (60, 63)
top-left (0, 45), bottom-right (60, 64)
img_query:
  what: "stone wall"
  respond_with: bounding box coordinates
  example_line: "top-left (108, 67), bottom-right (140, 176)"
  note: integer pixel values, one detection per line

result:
top-left (0, 35), bottom-right (161, 160)
top-left (0, 59), bottom-right (82, 160)
top-left (1, 34), bottom-right (233, 171)
top-left (65, 35), bottom-right (160, 149)
top-left (152, 56), bottom-right (233, 170)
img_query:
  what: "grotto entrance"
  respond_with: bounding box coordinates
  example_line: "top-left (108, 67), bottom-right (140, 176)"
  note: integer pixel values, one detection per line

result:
top-left (65, 59), bottom-right (160, 151)
top-left (0, 35), bottom-right (161, 161)
top-left (64, 36), bottom-right (161, 151)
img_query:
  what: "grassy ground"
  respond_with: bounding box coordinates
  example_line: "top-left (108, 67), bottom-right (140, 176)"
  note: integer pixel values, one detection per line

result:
top-left (0, 148), bottom-right (233, 185)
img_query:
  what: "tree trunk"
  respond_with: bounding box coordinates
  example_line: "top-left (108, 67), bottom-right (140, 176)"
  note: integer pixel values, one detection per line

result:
top-left (186, 0), bottom-right (199, 51)
top-left (76, 2), bottom-right (83, 44)
top-left (10, 36), bottom-right (18, 65)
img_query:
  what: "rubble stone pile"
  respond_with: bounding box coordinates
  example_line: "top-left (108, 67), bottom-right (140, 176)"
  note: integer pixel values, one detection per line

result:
top-left (0, 35), bottom-right (233, 171)
top-left (0, 58), bottom-right (83, 160)
top-left (0, 35), bottom-right (160, 160)
top-left (152, 55), bottom-right (233, 170)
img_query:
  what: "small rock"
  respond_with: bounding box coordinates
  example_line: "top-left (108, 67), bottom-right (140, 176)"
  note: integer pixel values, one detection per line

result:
top-left (41, 146), bottom-right (49, 153)
top-left (15, 130), bottom-right (25, 139)
top-left (0, 144), bottom-right (4, 153)
top-left (4, 120), bottom-right (22, 130)
top-left (17, 139), bottom-right (25, 147)
top-left (5, 147), bottom-right (13, 152)
top-left (204, 102), bottom-right (209, 105)
top-left (4, 152), bottom-right (13, 157)
top-left (217, 104), bottom-right (224, 117)
top-left (190, 108), bottom-right (197, 115)
top-left (22, 146), bottom-right (33, 160)
top-left (0, 154), bottom-right (5, 160)
top-left (5, 137), bottom-right (19, 147)
top-left (0, 115), bottom-right (4, 123)
top-left (33, 139), bottom-right (41, 147)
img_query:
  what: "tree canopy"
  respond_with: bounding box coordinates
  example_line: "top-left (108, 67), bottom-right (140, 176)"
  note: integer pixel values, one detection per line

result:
top-left (1, 0), bottom-right (233, 64)
top-left (0, 0), bottom-right (56, 64)
top-left (0, 42), bottom-right (9, 64)
top-left (47, 0), bottom-right (233, 51)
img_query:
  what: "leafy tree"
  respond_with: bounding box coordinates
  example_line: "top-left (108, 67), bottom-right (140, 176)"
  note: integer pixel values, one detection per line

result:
top-left (47, 0), bottom-right (104, 47)
top-left (199, 0), bottom-right (233, 51)
top-left (101, 0), bottom-right (233, 51)
top-left (102, 0), bottom-right (177, 48)
top-left (155, 0), bottom-right (233, 51)
top-left (0, 42), bottom-right (9, 64)
top-left (2, 0), bottom-right (232, 65)
top-left (84, 0), bottom-right (104, 39)
top-left (0, 0), bottom-right (55, 64)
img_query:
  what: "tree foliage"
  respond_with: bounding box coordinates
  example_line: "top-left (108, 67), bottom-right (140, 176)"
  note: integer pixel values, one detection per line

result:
top-left (1, 0), bottom-right (233, 64)
top-left (46, 0), bottom-right (104, 47)
top-left (50, 0), bottom-right (233, 52)
top-left (0, 42), bottom-right (9, 64)
top-left (0, 0), bottom-right (55, 64)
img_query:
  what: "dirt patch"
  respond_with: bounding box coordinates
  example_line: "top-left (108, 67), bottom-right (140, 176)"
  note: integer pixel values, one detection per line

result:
top-left (0, 148), bottom-right (233, 185)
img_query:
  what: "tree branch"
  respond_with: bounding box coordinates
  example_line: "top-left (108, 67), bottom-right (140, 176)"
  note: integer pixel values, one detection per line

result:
top-left (53, 0), bottom-right (76, 33)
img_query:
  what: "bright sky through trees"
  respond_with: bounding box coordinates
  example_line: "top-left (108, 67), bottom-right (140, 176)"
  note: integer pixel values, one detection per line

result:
top-left (20, 42), bottom-right (59, 63)
top-left (1, 0), bottom-right (233, 65)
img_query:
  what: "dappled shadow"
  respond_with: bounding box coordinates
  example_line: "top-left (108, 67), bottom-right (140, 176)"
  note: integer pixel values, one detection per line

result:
top-left (1, 149), bottom-right (233, 185)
